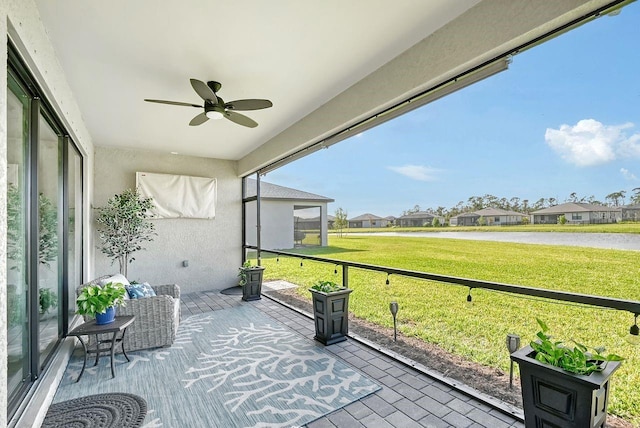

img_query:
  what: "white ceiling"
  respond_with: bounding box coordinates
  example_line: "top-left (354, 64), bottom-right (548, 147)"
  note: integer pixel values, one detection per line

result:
top-left (34, 0), bottom-right (479, 160)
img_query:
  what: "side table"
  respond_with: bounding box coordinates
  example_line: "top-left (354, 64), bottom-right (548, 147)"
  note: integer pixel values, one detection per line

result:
top-left (68, 315), bottom-right (135, 382)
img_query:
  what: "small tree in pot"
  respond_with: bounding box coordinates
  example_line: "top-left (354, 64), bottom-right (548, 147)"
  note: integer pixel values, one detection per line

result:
top-left (95, 188), bottom-right (156, 277)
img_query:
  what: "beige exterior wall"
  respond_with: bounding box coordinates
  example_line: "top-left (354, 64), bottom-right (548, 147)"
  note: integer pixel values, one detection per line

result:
top-left (93, 147), bottom-right (242, 292)
top-left (246, 200), bottom-right (294, 250)
top-left (245, 199), bottom-right (330, 250)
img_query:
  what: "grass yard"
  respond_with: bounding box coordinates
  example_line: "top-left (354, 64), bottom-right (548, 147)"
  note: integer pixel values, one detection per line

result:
top-left (259, 235), bottom-right (640, 425)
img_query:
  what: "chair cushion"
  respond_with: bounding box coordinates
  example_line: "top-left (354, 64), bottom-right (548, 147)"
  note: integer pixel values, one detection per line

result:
top-left (126, 282), bottom-right (157, 299)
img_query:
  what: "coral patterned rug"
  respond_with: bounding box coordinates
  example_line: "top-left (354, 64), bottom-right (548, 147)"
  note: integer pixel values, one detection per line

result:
top-left (54, 305), bottom-right (379, 428)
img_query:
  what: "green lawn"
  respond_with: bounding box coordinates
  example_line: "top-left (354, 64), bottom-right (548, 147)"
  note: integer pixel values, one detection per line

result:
top-left (259, 235), bottom-right (640, 425)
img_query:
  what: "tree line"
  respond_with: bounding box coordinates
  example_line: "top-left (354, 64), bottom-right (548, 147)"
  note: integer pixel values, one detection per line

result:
top-left (402, 187), bottom-right (640, 219)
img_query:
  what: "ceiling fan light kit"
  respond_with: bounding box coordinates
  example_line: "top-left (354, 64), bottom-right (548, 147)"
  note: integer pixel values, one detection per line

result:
top-left (144, 79), bottom-right (272, 128)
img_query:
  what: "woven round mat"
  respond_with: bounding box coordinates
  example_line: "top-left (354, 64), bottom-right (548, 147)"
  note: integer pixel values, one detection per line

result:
top-left (42, 393), bottom-right (147, 428)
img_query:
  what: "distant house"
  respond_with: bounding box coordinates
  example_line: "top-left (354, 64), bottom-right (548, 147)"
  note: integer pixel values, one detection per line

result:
top-left (621, 204), bottom-right (640, 222)
top-left (397, 211), bottom-right (443, 227)
top-left (348, 213), bottom-right (388, 228)
top-left (531, 202), bottom-right (621, 224)
top-left (385, 215), bottom-right (397, 227)
top-left (245, 180), bottom-right (334, 249)
top-left (450, 207), bottom-right (526, 226)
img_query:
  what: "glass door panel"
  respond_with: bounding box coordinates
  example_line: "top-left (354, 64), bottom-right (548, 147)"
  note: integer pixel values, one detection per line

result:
top-left (37, 115), bottom-right (62, 368)
top-left (67, 145), bottom-right (82, 323)
top-left (6, 73), bottom-right (30, 402)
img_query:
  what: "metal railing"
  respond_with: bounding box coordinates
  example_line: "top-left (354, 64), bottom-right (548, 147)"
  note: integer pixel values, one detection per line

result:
top-left (247, 246), bottom-right (640, 316)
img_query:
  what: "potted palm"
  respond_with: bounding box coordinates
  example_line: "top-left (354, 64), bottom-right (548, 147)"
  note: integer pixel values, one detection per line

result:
top-left (76, 282), bottom-right (127, 325)
top-left (309, 280), bottom-right (352, 345)
top-left (238, 261), bottom-right (265, 301)
top-left (510, 319), bottom-right (623, 428)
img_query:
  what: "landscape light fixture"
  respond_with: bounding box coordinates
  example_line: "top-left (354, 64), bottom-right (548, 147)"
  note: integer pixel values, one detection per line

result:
top-left (300, 258), bottom-right (304, 267)
top-left (505, 334), bottom-right (521, 388)
top-left (334, 264), bottom-right (338, 275)
top-left (627, 314), bottom-right (639, 345)
top-left (389, 301), bottom-right (399, 342)
top-left (466, 288), bottom-right (473, 305)
top-left (385, 273), bottom-right (390, 285)
top-left (276, 254), bottom-right (279, 263)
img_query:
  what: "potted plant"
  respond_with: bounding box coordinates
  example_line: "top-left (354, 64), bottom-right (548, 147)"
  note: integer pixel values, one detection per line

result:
top-left (238, 260), bottom-right (265, 301)
top-left (38, 287), bottom-right (58, 316)
top-left (309, 280), bottom-right (352, 345)
top-left (76, 282), bottom-right (127, 325)
top-left (95, 188), bottom-right (156, 278)
top-left (510, 319), bottom-right (623, 428)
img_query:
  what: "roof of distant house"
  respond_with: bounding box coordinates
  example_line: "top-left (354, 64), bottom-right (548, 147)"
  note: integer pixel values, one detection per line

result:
top-left (531, 202), bottom-right (620, 214)
top-left (454, 207), bottom-right (526, 218)
top-left (246, 179), bottom-right (334, 202)
top-left (349, 213), bottom-right (384, 221)
top-left (398, 211), bottom-right (438, 219)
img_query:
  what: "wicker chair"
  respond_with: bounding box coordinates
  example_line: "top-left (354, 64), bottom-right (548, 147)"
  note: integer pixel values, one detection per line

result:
top-left (76, 275), bottom-right (181, 352)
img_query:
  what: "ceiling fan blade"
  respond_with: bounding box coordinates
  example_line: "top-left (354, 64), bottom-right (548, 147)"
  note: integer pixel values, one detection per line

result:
top-left (190, 79), bottom-right (218, 103)
top-left (224, 111), bottom-right (258, 128)
top-left (225, 99), bottom-right (273, 111)
top-left (189, 112), bottom-right (209, 126)
top-left (144, 99), bottom-right (201, 108)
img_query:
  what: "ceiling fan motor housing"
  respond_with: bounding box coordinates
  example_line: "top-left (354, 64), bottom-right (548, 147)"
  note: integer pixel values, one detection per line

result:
top-left (207, 81), bottom-right (222, 93)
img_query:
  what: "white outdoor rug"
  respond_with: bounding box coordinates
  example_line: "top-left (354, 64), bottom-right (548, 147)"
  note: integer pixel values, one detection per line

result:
top-left (54, 305), bottom-right (380, 427)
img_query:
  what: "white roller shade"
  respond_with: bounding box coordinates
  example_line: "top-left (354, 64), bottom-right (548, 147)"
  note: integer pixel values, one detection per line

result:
top-left (136, 172), bottom-right (216, 219)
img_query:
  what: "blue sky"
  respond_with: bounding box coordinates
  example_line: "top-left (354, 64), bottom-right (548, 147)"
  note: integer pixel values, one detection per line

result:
top-left (265, 4), bottom-right (640, 218)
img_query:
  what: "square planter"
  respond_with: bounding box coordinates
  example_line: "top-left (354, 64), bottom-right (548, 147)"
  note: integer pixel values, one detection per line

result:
top-left (241, 266), bottom-right (265, 301)
top-left (309, 287), bottom-right (352, 345)
top-left (511, 345), bottom-right (621, 428)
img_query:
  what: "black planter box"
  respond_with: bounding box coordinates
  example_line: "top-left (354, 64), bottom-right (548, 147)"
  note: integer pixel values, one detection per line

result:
top-left (511, 345), bottom-right (621, 428)
top-left (241, 266), bottom-right (265, 301)
top-left (309, 288), bottom-right (352, 345)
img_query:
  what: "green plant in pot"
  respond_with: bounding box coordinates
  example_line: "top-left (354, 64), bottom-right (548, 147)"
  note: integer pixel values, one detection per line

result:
top-left (76, 282), bottom-right (127, 325)
top-left (309, 280), bottom-right (352, 345)
top-left (238, 260), bottom-right (265, 301)
top-left (38, 287), bottom-right (58, 315)
top-left (511, 318), bottom-right (624, 428)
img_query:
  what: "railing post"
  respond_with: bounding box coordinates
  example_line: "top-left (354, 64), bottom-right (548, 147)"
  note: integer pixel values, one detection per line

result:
top-left (342, 265), bottom-right (348, 289)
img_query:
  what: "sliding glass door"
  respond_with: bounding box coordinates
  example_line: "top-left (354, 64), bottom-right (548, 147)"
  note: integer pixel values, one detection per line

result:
top-left (6, 46), bottom-right (84, 419)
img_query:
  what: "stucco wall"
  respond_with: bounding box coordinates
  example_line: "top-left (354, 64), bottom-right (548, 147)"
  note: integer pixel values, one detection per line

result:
top-left (93, 147), bottom-right (242, 292)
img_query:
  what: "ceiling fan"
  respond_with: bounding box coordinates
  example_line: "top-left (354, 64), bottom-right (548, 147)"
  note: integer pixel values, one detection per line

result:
top-left (144, 79), bottom-right (272, 128)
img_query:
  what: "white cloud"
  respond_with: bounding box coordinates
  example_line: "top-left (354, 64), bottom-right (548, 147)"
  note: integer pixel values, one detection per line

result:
top-left (545, 119), bottom-right (640, 167)
top-left (387, 165), bottom-right (441, 182)
top-left (621, 168), bottom-right (638, 181)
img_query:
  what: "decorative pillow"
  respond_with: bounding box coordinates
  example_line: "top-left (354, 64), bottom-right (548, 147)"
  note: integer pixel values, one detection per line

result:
top-left (98, 273), bottom-right (130, 286)
top-left (98, 274), bottom-right (131, 299)
top-left (126, 282), bottom-right (156, 299)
